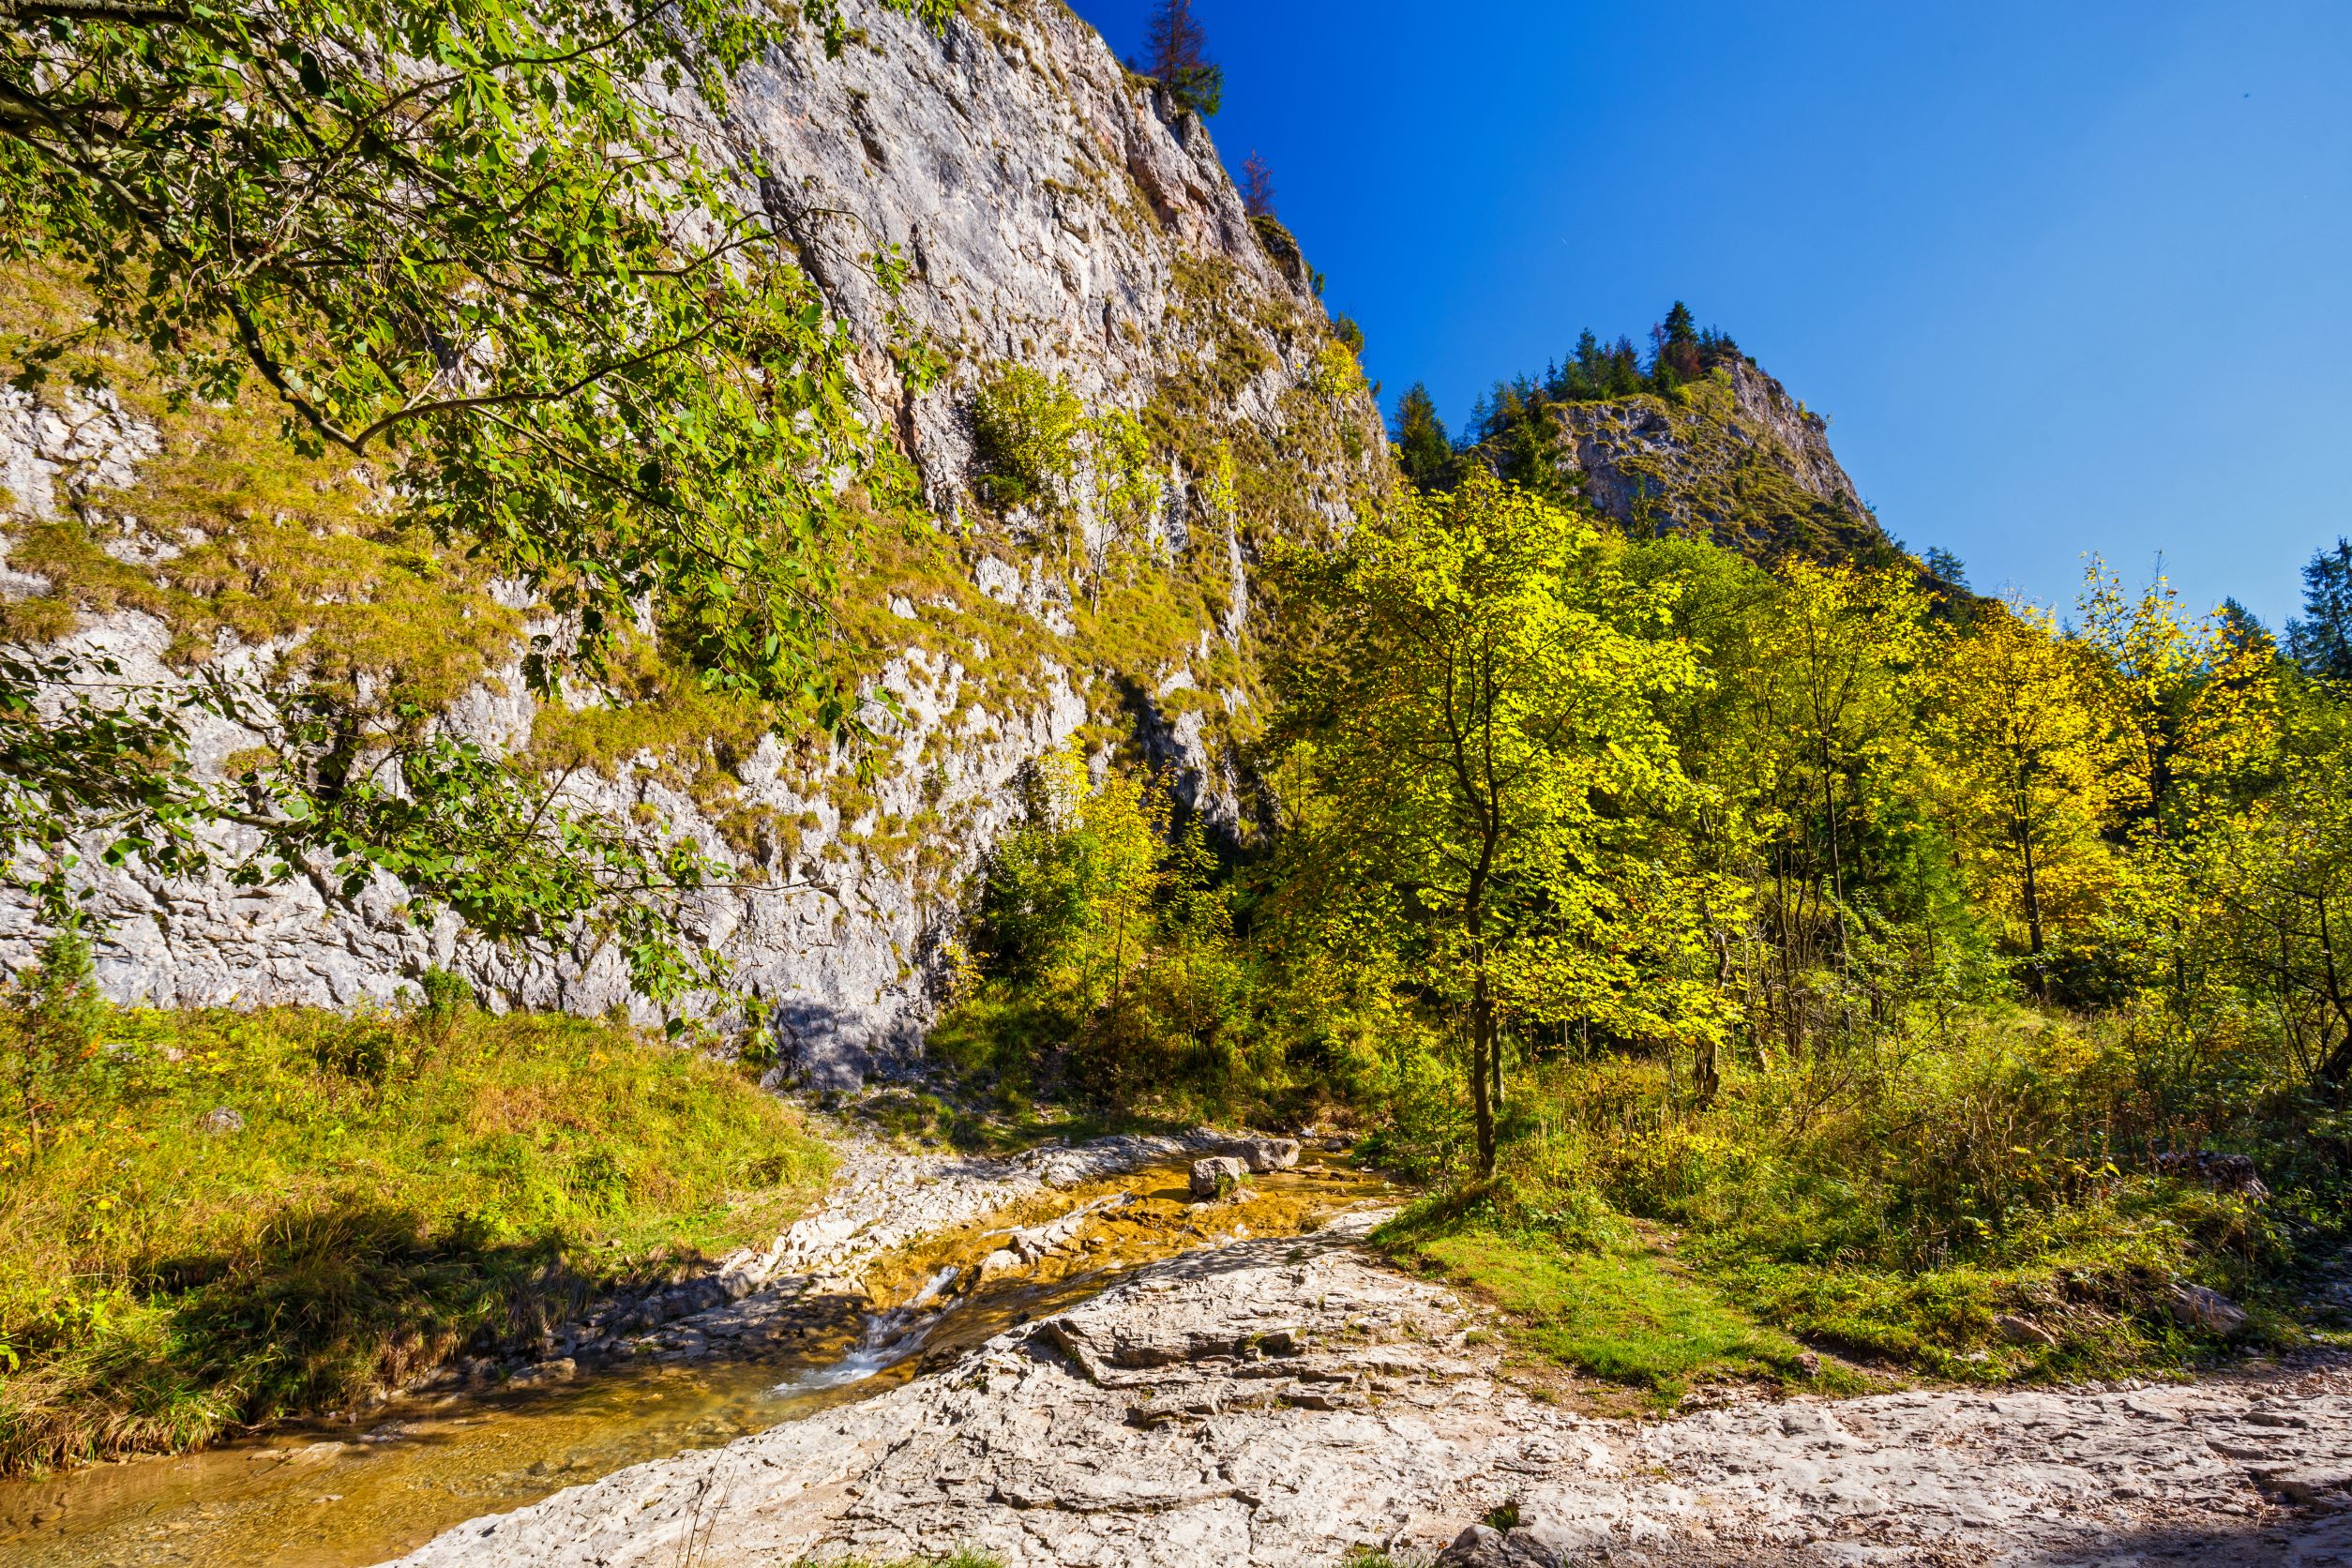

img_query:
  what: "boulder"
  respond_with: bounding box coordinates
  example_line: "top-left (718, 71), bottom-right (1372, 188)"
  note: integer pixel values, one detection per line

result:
top-left (1190, 1155), bottom-right (1251, 1199)
top-left (1214, 1136), bottom-right (1301, 1173)
top-left (2166, 1282), bottom-right (2247, 1337)
top-left (197, 1106), bottom-right (245, 1134)
top-left (2152, 1150), bottom-right (2270, 1200)
top-left (1994, 1314), bottom-right (2058, 1348)
top-left (1439, 1522), bottom-right (1567, 1567)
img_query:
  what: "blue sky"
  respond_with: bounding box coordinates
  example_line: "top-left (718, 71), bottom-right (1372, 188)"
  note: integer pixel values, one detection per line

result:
top-left (1067, 1), bottom-right (2352, 628)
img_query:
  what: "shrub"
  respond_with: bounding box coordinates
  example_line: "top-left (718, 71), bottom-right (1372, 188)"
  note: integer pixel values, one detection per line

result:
top-left (971, 366), bottom-right (1082, 510)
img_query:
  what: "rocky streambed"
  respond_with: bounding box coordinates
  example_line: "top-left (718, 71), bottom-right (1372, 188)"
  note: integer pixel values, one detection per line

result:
top-left (387, 1206), bottom-right (2352, 1568)
top-left (11, 1129), bottom-right (2351, 1568)
top-left (0, 1130), bottom-right (1384, 1568)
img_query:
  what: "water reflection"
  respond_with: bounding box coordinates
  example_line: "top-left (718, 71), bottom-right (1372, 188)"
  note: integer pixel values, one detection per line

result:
top-left (0, 1158), bottom-right (1384, 1568)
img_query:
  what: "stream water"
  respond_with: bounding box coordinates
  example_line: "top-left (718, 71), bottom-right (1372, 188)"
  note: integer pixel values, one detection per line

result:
top-left (0, 1156), bottom-right (1391, 1568)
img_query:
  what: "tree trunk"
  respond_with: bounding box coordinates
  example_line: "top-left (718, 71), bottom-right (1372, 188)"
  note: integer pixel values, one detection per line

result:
top-left (2015, 785), bottom-right (2046, 997)
top-left (1470, 971), bottom-right (1497, 1178)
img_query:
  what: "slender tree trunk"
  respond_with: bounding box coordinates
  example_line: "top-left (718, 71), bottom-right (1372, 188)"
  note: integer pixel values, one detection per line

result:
top-left (2015, 770), bottom-right (2047, 995)
top-left (2318, 898), bottom-right (2352, 1090)
top-left (1470, 965), bottom-right (1497, 1177)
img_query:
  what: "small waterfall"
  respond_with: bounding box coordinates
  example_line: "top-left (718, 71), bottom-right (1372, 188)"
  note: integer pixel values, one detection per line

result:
top-left (772, 1265), bottom-right (960, 1395)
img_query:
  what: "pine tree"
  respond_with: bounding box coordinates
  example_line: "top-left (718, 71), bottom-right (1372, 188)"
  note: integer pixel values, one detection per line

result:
top-left (1241, 150), bottom-right (1276, 218)
top-left (1651, 300), bottom-right (1703, 389)
top-left (1923, 548), bottom-right (1968, 589)
top-left (2287, 538), bottom-right (2352, 680)
top-left (1662, 300), bottom-right (1699, 349)
top-left (1140, 0), bottom-right (1223, 119)
top-left (1391, 384), bottom-right (1454, 492)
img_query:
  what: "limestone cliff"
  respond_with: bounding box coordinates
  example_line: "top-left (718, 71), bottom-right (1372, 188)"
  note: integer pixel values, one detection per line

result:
top-left (0, 0), bottom-right (1384, 1083)
top-left (1548, 359), bottom-right (1894, 566)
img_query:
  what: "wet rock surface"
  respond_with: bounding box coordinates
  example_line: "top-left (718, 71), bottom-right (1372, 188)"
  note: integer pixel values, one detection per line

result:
top-left (449, 1129), bottom-right (1236, 1385)
top-left (383, 1210), bottom-right (2352, 1568)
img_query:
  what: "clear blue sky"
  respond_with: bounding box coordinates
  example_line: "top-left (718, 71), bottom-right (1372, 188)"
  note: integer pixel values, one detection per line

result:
top-left (1067, 0), bottom-right (2352, 628)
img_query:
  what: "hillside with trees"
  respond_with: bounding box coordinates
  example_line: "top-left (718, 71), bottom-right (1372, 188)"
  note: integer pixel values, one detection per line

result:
top-left (1395, 306), bottom-right (1904, 568)
top-left (1, 0), bottom-right (2347, 1556)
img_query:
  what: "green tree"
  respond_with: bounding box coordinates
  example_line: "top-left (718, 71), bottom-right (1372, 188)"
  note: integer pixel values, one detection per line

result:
top-left (1280, 474), bottom-right (1725, 1174)
top-left (2287, 539), bottom-right (2352, 681)
top-left (1139, 0), bottom-right (1223, 118)
top-left (2196, 743), bottom-right (2352, 1088)
top-left (956, 749), bottom-right (1244, 1105)
top-left (0, 0), bottom-right (960, 998)
top-left (2, 0), bottom-right (951, 721)
top-left (1391, 383), bottom-right (1454, 492)
top-left (1651, 300), bottom-right (1702, 388)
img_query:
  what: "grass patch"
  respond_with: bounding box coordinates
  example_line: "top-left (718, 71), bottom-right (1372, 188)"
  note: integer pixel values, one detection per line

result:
top-left (1398, 1224), bottom-right (1819, 1403)
top-left (1379, 1011), bottom-right (2335, 1396)
top-left (0, 1001), bottom-right (830, 1475)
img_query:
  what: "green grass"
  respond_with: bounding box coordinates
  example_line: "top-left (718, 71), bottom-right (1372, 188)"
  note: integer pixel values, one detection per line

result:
top-left (0, 1003), bottom-right (831, 1475)
top-left (1391, 1222), bottom-right (1819, 1403)
top-left (1371, 1007), bottom-right (2333, 1399)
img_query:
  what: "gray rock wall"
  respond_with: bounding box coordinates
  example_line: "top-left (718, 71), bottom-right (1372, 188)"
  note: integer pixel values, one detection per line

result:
top-left (0, 0), bottom-right (1383, 1085)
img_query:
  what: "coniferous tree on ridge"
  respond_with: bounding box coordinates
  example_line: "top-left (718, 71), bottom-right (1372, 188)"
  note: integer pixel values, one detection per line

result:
top-left (1392, 384), bottom-right (1455, 492)
top-left (1138, 0), bottom-right (1223, 118)
top-left (2287, 538), bottom-right (2352, 680)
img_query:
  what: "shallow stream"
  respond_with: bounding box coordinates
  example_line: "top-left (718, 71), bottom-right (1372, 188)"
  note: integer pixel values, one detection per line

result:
top-left (0, 1155), bottom-right (1390, 1568)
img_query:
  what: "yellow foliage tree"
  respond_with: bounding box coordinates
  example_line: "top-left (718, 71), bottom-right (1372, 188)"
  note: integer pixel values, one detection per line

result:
top-left (1924, 598), bottom-right (2122, 981)
top-left (1282, 474), bottom-right (1731, 1173)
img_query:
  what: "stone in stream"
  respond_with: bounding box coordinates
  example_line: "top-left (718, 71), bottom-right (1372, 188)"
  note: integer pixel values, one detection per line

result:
top-left (1211, 1136), bottom-right (1301, 1173)
top-left (1190, 1155), bottom-right (1251, 1199)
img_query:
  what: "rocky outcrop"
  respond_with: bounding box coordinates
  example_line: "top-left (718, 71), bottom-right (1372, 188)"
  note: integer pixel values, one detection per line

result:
top-left (382, 1211), bottom-right (2352, 1568)
top-left (1549, 360), bottom-right (1895, 567)
top-left (0, 0), bottom-right (1383, 1082)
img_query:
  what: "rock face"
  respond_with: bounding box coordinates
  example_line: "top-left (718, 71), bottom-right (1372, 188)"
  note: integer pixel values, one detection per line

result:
top-left (0, 0), bottom-right (1383, 1083)
top-left (381, 1211), bottom-right (2352, 1568)
top-left (1548, 359), bottom-right (1894, 567)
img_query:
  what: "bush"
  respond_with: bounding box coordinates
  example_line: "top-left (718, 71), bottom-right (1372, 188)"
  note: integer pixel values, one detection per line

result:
top-left (971, 366), bottom-right (1083, 509)
top-left (1369, 999), bottom-right (2324, 1393)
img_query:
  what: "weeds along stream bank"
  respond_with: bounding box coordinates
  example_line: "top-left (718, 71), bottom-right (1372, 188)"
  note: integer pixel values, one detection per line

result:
top-left (0, 963), bottom-right (828, 1477)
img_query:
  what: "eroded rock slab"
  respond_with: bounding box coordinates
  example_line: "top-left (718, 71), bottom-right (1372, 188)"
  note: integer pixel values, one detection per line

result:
top-left (382, 1213), bottom-right (2352, 1568)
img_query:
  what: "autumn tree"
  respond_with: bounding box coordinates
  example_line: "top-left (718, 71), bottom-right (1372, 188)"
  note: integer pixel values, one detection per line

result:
top-left (1279, 475), bottom-right (1726, 1174)
top-left (1241, 150), bottom-right (1277, 218)
top-left (1924, 599), bottom-right (2121, 986)
top-left (1140, 0), bottom-right (1223, 118)
top-left (2074, 562), bottom-right (2284, 1010)
top-left (2075, 562), bottom-right (2279, 848)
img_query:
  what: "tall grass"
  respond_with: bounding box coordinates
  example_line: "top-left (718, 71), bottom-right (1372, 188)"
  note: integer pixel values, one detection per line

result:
top-left (0, 999), bottom-right (829, 1474)
top-left (1382, 1002), bottom-right (2340, 1389)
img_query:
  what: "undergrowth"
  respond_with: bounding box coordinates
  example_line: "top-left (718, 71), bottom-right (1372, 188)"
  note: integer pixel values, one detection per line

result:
top-left (0, 989), bottom-right (829, 1475)
top-left (1373, 1003), bottom-right (2341, 1399)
